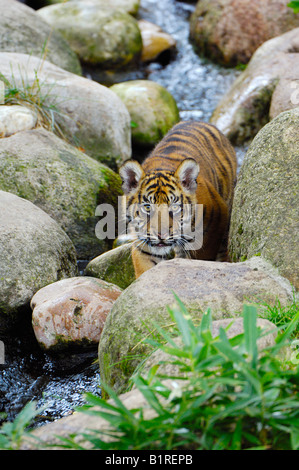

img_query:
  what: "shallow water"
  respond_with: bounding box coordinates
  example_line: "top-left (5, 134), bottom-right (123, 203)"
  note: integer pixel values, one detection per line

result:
top-left (0, 322), bottom-right (100, 426)
top-left (1, 0), bottom-right (246, 428)
top-left (140, 0), bottom-right (238, 121)
top-left (85, 0), bottom-right (246, 164)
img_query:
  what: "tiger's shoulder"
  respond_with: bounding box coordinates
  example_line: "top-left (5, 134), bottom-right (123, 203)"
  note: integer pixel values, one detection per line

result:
top-left (143, 120), bottom-right (237, 203)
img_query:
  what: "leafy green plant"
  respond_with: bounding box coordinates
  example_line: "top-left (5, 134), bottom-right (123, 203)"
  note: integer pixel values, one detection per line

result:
top-left (58, 296), bottom-right (299, 450)
top-left (1, 296), bottom-right (298, 450)
top-left (0, 402), bottom-right (43, 450)
top-left (288, 1), bottom-right (299, 14)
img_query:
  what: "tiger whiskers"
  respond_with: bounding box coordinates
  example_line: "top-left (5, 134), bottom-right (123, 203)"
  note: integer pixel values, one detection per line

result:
top-left (132, 238), bottom-right (148, 254)
top-left (174, 238), bottom-right (192, 259)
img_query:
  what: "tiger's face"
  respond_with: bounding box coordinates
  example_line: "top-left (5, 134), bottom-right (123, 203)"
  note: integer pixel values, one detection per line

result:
top-left (119, 159), bottom-right (202, 258)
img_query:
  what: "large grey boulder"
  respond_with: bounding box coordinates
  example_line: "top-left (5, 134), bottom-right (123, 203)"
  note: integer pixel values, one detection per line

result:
top-left (0, 53), bottom-right (131, 167)
top-left (37, 2), bottom-right (142, 68)
top-left (210, 28), bottom-right (299, 144)
top-left (0, 128), bottom-right (123, 260)
top-left (0, 191), bottom-right (77, 333)
top-left (98, 257), bottom-right (293, 394)
top-left (229, 108), bottom-right (299, 290)
top-left (0, 0), bottom-right (81, 75)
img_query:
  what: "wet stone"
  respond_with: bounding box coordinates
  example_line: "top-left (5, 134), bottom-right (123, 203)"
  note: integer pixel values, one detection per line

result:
top-left (0, 105), bottom-right (37, 137)
top-left (31, 277), bottom-right (122, 352)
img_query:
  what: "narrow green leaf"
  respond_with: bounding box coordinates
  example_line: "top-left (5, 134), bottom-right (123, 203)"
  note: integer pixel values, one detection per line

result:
top-left (56, 435), bottom-right (87, 450)
top-left (171, 292), bottom-right (199, 333)
top-left (133, 375), bottom-right (167, 415)
top-left (94, 385), bottom-right (138, 423)
top-left (189, 385), bottom-right (219, 409)
top-left (214, 328), bottom-right (245, 365)
top-left (199, 308), bottom-right (212, 334)
top-left (145, 318), bottom-right (179, 349)
top-left (171, 307), bottom-right (193, 348)
top-left (158, 345), bottom-right (190, 358)
top-left (243, 305), bottom-right (258, 367)
top-left (147, 364), bottom-right (160, 383)
top-left (209, 395), bottom-right (260, 424)
top-left (194, 342), bottom-right (210, 363)
top-left (241, 368), bottom-right (262, 395)
top-left (276, 310), bottom-right (299, 346)
top-left (172, 291), bottom-right (191, 316)
top-left (83, 392), bottom-right (123, 414)
top-left (0, 435), bottom-right (10, 450)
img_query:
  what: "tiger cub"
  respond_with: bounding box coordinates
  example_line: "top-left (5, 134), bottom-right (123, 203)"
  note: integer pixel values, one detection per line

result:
top-left (119, 120), bottom-right (237, 278)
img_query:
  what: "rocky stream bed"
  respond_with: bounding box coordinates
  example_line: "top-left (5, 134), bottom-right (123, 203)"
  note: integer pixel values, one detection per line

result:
top-left (0, 0), bottom-right (298, 436)
top-left (0, 0), bottom-right (242, 427)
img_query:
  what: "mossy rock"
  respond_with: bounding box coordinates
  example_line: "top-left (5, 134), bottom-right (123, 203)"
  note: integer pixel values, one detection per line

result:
top-left (0, 190), bottom-right (77, 333)
top-left (98, 257), bottom-right (293, 395)
top-left (229, 108), bottom-right (299, 289)
top-left (0, 128), bottom-right (123, 260)
top-left (85, 244), bottom-right (135, 290)
top-left (0, 0), bottom-right (81, 75)
top-left (41, 0), bottom-right (140, 16)
top-left (0, 52), bottom-right (131, 168)
top-left (110, 80), bottom-right (180, 147)
top-left (37, 3), bottom-right (142, 68)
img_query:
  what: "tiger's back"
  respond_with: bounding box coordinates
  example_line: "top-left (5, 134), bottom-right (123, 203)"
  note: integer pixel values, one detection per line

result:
top-left (119, 121), bottom-right (237, 278)
top-left (143, 120), bottom-right (236, 209)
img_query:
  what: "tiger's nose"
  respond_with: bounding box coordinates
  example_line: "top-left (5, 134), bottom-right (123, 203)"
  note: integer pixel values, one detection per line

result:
top-left (158, 232), bottom-right (170, 240)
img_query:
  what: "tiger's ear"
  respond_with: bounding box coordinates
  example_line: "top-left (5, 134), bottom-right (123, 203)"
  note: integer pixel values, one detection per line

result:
top-left (119, 160), bottom-right (145, 194)
top-left (175, 159), bottom-right (199, 193)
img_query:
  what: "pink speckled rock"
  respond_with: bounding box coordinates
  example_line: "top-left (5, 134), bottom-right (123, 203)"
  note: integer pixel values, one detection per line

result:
top-left (31, 277), bottom-right (122, 352)
top-left (190, 0), bottom-right (299, 66)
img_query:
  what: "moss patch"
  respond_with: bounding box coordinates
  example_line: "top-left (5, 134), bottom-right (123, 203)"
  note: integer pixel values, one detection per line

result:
top-left (85, 244), bottom-right (135, 290)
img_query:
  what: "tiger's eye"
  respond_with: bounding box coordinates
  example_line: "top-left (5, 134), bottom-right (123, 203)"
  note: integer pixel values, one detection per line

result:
top-left (170, 204), bottom-right (181, 213)
top-left (141, 203), bottom-right (151, 213)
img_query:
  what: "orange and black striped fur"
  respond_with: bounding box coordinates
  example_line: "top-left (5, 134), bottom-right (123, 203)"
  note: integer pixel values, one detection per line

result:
top-left (119, 121), bottom-right (237, 278)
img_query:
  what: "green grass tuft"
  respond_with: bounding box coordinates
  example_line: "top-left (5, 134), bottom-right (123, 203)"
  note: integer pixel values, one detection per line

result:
top-left (0, 68), bottom-right (67, 140)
